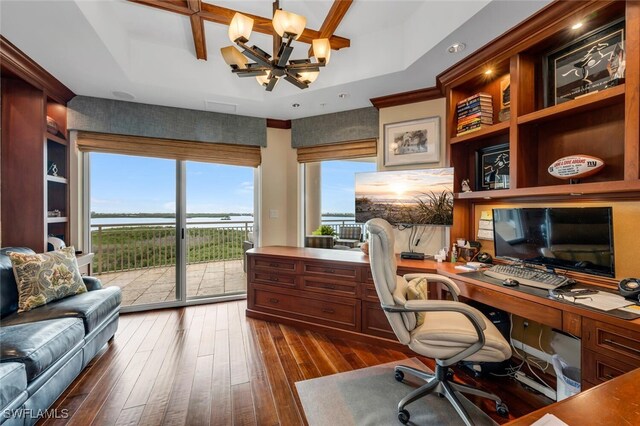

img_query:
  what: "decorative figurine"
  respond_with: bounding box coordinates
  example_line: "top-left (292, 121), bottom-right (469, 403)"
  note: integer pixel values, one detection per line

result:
top-left (47, 162), bottom-right (59, 177)
top-left (461, 179), bottom-right (472, 193)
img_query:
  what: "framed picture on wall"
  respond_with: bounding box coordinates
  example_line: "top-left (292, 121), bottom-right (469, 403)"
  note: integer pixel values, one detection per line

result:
top-left (383, 116), bottom-right (440, 166)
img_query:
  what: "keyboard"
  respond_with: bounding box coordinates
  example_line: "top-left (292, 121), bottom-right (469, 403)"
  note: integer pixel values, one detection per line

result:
top-left (483, 264), bottom-right (572, 290)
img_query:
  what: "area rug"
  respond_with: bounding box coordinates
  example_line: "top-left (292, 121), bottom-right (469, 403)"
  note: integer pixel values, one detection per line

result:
top-left (296, 358), bottom-right (497, 426)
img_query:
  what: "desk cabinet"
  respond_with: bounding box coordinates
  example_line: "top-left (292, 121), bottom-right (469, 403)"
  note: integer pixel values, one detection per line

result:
top-left (247, 250), bottom-right (397, 343)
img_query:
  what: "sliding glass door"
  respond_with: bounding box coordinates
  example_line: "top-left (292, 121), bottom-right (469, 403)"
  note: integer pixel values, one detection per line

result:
top-left (89, 153), bottom-right (180, 308)
top-left (184, 160), bottom-right (254, 300)
top-left (89, 154), bottom-right (254, 310)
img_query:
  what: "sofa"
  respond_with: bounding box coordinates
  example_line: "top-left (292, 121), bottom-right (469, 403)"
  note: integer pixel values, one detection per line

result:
top-left (0, 247), bottom-right (121, 426)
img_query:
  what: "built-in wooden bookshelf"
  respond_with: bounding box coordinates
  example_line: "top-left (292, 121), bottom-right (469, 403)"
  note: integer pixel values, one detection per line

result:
top-left (438, 0), bottom-right (640, 243)
top-left (1, 36), bottom-right (74, 251)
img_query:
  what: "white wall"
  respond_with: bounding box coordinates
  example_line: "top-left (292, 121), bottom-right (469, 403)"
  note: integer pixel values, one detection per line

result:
top-left (259, 128), bottom-right (298, 247)
top-left (377, 98), bottom-right (449, 256)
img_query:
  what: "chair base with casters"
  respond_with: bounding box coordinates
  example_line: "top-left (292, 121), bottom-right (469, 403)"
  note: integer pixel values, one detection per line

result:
top-left (392, 362), bottom-right (508, 425)
top-left (366, 218), bottom-right (512, 426)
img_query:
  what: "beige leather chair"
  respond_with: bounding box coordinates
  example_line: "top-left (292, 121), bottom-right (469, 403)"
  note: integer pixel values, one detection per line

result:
top-left (366, 218), bottom-right (512, 425)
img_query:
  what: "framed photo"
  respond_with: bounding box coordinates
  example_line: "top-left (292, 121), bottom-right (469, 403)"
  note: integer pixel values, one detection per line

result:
top-left (383, 117), bottom-right (440, 167)
top-left (475, 143), bottom-right (510, 191)
top-left (544, 19), bottom-right (625, 106)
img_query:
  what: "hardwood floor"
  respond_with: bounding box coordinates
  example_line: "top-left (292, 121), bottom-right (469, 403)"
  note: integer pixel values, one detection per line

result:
top-left (42, 301), bottom-right (552, 425)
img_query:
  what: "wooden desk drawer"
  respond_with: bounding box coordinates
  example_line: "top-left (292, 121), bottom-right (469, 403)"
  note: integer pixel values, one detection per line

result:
top-left (251, 256), bottom-right (297, 272)
top-left (362, 283), bottom-right (381, 303)
top-left (583, 318), bottom-right (640, 366)
top-left (300, 277), bottom-right (358, 298)
top-left (363, 267), bottom-right (375, 284)
top-left (303, 262), bottom-right (357, 281)
top-left (362, 301), bottom-right (396, 340)
top-left (250, 271), bottom-right (297, 289)
top-left (582, 349), bottom-right (636, 384)
top-left (252, 288), bottom-right (360, 331)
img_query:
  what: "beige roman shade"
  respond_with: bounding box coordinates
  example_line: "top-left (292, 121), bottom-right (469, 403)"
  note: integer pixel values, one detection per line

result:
top-left (76, 131), bottom-right (261, 167)
top-left (296, 138), bottom-right (377, 163)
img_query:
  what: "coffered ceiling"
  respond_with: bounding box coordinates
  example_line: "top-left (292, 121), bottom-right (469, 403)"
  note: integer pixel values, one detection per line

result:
top-left (0, 1), bottom-right (551, 119)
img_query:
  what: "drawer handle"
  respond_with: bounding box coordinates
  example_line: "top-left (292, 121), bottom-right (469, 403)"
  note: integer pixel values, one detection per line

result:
top-left (603, 338), bottom-right (640, 355)
top-left (269, 263), bottom-right (280, 268)
top-left (604, 373), bottom-right (616, 380)
top-left (321, 308), bottom-right (335, 314)
top-left (269, 298), bottom-right (279, 304)
top-left (270, 276), bottom-right (279, 282)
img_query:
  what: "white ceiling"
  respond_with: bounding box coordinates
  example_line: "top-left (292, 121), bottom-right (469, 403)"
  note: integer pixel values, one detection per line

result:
top-left (0, 0), bottom-right (551, 119)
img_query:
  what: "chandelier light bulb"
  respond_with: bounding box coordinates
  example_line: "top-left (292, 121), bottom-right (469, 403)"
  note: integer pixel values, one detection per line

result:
top-left (256, 74), bottom-right (270, 86)
top-left (220, 46), bottom-right (248, 68)
top-left (299, 71), bottom-right (319, 83)
top-left (272, 9), bottom-right (306, 39)
top-left (312, 38), bottom-right (331, 64)
top-left (229, 12), bottom-right (254, 43)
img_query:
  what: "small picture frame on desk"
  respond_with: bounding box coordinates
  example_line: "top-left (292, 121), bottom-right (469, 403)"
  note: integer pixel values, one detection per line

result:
top-left (544, 18), bottom-right (625, 106)
top-left (475, 143), bottom-right (510, 191)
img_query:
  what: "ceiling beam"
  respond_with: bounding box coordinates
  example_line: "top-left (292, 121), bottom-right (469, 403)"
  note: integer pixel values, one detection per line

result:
top-left (196, 3), bottom-right (350, 50)
top-left (309, 0), bottom-right (353, 57)
top-left (187, 0), bottom-right (207, 60)
top-left (129, 0), bottom-right (192, 16)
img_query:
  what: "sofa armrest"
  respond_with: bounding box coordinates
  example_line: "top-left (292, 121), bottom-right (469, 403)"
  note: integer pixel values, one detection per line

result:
top-left (82, 276), bottom-right (103, 291)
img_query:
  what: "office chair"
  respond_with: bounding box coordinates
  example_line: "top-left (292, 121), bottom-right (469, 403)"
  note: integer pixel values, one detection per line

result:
top-left (366, 218), bottom-right (512, 425)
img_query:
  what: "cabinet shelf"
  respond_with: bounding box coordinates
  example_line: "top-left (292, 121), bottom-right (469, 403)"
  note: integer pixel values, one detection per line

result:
top-left (450, 121), bottom-right (510, 144)
top-left (45, 132), bottom-right (67, 146)
top-left (46, 175), bottom-right (67, 184)
top-left (455, 179), bottom-right (640, 200)
top-left (47, 217), bottom-right (68, 223)
top-left (517, 85), bottom-right (625, 126)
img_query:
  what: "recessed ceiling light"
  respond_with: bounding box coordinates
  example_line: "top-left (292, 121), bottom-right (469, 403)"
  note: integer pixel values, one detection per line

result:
top-left (338, 93), bottom-right (349, 99)
top-left (484, 69), bottom-right (493, 75)
top-left (292, 103), bottom-right (300, 108)
top-left (112, 91), bottom-right (135, 101)
top-left (447, 42), bottom-right (466, 53)
top-left (571, 22), bottom-right (583, 30)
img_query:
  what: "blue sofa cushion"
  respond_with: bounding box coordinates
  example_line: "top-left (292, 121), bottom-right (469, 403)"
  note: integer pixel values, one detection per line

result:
top-left (0, 318), bottom-right (84, 381)
top-left (0, 362), bottom-right (27, 409)
top-left (1, 287), bottom-right (121, 334)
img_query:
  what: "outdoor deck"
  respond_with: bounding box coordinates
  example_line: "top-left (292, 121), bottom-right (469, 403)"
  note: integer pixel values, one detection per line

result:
top-left (100, 260), bottom-right (245, 306)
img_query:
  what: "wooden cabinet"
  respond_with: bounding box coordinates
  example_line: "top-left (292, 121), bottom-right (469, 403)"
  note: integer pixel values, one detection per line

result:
top-left (438, 0), bottom-right (640, 244)
top-left (1, 36), bottom-right (74, 251)
top-left (247, 249), bottom-right (400, 344)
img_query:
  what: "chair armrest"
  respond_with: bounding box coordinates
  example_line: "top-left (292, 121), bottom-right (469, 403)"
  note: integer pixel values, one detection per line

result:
top-left (82, 276), bottom-right (103, 291)
top-left (403, 273), bottom-right (460, 301)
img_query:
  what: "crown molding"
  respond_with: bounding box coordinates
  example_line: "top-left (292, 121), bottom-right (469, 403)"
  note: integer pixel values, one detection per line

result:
top-left (369, 86), bottom-right (443, 110)
top-left (0, 36), bottom-right (75, 104)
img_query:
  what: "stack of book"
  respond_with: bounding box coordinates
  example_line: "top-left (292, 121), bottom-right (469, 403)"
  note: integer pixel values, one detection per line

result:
top-left (456, 93), bottom-right (493, 136)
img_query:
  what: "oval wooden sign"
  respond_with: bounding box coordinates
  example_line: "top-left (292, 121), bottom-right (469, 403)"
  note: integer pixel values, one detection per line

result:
top-left (548, 155), bottom-right (605, 180)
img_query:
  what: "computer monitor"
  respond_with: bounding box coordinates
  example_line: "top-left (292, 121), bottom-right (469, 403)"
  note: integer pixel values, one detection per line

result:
top-left (492, 207), bottom-right (614, 277)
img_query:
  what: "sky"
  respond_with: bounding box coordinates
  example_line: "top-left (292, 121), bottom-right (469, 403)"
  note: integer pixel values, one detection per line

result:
top-left (90, 153), bottom-right (375, 215)
top-left (355, 168), bottom-right (453, 202)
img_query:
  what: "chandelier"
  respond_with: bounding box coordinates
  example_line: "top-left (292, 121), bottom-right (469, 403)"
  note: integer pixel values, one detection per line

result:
top-left (220, 1), bottom-right (331, 91)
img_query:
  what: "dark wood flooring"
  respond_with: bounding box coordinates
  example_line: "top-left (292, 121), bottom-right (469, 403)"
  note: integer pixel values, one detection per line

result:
top-left (41, 301), bottom-right (552, 425)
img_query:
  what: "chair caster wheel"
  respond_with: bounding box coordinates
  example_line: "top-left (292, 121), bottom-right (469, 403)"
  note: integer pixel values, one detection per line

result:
top-left (496, 402), bottom-right (509, 417)
top-left (395, 371), bottom-right (405, 382)
top-left (446, 369), bottom-right (455, 380)
top-left (398, 409), bottom-right (410, 424)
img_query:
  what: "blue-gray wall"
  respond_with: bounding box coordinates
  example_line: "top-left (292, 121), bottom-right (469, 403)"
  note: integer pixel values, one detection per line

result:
top-left (68, 96), bottom-right (267, 147)
top-left (291, 107), bottom-right (379, 148)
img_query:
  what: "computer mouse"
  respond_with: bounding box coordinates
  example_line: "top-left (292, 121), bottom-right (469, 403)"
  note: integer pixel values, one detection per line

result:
top-left (502, 278), bottom-right (519, 287)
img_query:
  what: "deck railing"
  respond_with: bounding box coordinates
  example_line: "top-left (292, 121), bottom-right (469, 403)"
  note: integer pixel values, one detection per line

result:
top-left (90, 218), bottom-right (362, 275)
top-left (91, 221), bottom-right (253, 274)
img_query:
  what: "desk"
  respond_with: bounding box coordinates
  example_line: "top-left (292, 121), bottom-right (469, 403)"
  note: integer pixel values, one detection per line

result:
top-left (246, 246), bottom-right (640, 391)
top-left (506, 368), bottom-right (640, 425)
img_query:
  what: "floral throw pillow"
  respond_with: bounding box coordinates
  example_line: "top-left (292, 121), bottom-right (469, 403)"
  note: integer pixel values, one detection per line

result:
top-left (9, 246), bottom-right (87, 312)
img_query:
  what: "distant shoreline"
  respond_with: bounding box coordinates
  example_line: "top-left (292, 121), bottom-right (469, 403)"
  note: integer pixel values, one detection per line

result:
top-left (91, 212), bottom-right (355, 218)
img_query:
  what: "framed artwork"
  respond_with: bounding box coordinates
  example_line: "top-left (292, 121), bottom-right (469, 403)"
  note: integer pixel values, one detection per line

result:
top-left (544, 19), bottom-right (625, 106)
top-left (383, 116), bottom-right (440, 167)
top-left (475, 143), bottom-right (510, 191)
